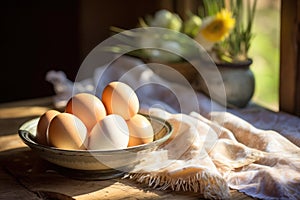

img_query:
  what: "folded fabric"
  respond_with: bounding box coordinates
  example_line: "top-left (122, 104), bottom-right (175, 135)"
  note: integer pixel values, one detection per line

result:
top-left (46, 55), bottom-right (300, 199)
top-left (209, 112), bottom-right (300, 199)
top-left (126, 109), bottom-right (300, 199)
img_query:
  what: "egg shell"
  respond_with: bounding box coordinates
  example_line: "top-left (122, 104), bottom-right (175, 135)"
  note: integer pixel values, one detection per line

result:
top-left (36, 110), bottom-right (60, 145)
top-left (127, 114), bottom-right (154, 147)
top-left (65, 93), bottom-right (106, 132)
top-left (88, 114), bottom-right (129, 150)
top-left (102, 82), bottom-right (139, 120)
top-left (48, 113), bottom-right (88, 150)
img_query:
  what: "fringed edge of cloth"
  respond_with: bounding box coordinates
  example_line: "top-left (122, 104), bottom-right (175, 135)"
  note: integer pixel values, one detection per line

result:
top-left (124, 171), bottom-right (230, 200)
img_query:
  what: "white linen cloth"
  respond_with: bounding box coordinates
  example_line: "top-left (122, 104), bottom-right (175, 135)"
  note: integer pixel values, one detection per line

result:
top-left (46, 56), bottom-right (300, 199)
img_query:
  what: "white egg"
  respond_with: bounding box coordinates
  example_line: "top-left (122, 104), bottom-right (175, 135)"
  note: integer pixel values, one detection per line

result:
top-left (88, 114), bottom-right (129, 150)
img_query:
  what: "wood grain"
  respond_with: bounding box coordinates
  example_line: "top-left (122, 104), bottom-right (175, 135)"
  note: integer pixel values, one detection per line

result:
top-left (280, 0), bottom-right (300, 116)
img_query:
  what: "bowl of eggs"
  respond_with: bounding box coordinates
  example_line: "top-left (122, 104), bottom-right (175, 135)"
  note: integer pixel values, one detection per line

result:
top-left (18, 81), bottom-right (173, 180)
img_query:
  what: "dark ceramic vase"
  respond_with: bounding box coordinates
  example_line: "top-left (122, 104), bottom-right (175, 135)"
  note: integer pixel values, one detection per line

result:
top-left (196, 59), bottom-right (255, 108)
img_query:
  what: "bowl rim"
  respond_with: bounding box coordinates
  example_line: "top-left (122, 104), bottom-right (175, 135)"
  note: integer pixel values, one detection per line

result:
top-left (18, 114), bottom-right (173, 154)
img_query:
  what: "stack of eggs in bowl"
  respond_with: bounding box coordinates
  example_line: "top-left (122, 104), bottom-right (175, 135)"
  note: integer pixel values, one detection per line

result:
top-left (19, 81), bottom-right (172, 179)
top-left (37, 81), bottom-right (154, 150)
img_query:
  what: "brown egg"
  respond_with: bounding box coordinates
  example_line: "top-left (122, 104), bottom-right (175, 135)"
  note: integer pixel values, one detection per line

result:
top-left (48, 113), bottom-right (88, 150)
top-left (65, 93), bottom-right (106, 132)
top-left (127, 114), bottom-right (154, 147)
top-left (36, 109), bottom-right (60, 145)
top-left (102, 81), bottom-right (139, 120)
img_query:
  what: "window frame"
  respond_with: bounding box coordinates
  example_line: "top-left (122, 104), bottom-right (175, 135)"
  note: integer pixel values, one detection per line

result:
top-left (280, 0), bottom-right (300, 116)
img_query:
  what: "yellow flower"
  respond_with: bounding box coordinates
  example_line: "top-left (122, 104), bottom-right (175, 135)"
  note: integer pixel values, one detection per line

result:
top-left (200, 9), bottom-right (235, 42)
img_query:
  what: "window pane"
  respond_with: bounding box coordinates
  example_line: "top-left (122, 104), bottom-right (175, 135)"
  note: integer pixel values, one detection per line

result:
top-left (250, 0), bottom-right (280, 111)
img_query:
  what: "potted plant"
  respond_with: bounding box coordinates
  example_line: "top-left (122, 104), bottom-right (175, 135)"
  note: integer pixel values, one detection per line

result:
top-left (196, 0), bottom-right (257, 108)
top-left (107, 0), bottom-right (257, 108)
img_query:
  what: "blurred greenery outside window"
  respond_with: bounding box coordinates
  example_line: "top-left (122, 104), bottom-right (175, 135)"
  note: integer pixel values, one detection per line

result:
top-left (248, 1), bottom-right (280, 111)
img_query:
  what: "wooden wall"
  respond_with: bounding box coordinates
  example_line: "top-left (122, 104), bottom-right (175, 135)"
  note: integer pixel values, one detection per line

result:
top-left (1, 0), bottom-right (175, 103)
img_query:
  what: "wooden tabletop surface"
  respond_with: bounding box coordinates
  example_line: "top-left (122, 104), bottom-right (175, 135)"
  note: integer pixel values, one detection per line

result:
top-left (0, 96), bottom-right (262, 200)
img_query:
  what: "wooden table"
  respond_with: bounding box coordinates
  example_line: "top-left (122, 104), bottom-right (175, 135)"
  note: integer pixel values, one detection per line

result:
top-left (2, 96), bottom-right (299, 200)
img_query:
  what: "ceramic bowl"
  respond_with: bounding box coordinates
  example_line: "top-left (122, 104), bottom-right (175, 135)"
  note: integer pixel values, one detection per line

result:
top-left (18, 114), bottom-right (172, 180)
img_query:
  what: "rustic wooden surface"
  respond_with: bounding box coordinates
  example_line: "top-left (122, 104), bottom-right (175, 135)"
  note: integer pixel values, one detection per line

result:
top-left (0, 96), bottom-right (255, 200)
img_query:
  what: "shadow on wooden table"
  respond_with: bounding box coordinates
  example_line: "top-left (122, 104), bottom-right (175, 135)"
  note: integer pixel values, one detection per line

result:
top-left (0, 147), bottom-right (209, 200)
top-left (0, 148), bottom-right (114, 198)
